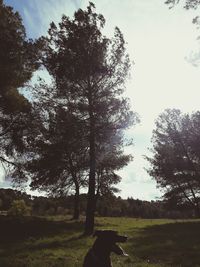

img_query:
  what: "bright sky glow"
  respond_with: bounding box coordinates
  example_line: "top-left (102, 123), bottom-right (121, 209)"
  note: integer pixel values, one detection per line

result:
top-left (2, 0), bottom-right (200, 200)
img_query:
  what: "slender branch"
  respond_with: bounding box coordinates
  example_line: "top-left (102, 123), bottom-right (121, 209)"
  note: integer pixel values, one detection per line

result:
top-left (0, 114), bottom-right (20, 137)
top-left (0, 156), bottom-right (18, 167)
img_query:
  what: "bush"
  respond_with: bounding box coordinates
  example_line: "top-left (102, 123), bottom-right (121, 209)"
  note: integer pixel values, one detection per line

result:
top-left (8, 200), bottom-right (31, 216)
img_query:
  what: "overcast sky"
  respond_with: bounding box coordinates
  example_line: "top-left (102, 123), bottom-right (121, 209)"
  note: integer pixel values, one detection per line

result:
top-left (2, 0), bottom-right (200, 200)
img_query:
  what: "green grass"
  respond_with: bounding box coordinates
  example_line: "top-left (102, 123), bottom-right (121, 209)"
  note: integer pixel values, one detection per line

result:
top-left (0, 215), bottom-right (200, 267)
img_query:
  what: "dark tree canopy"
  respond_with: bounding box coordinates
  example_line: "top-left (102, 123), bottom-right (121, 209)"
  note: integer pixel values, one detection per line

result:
top-left (40, 2), bottom-right (138, 234)
top-left (0, 1), bottom-right (42, 182)
top-left (26, 92), bottom-right (88, 219)
top-left (146, 109), bottom-right (200, 216)
top-left (0, 0), bottom-right (42, 113)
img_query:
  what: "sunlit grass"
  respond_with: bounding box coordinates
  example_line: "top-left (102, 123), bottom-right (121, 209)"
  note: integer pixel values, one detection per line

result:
top-left (0, 215), bottom-right (200, 267)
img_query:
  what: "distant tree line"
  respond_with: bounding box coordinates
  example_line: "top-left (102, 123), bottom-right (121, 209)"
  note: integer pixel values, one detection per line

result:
top-left (0, 189), bottom-right (195, 219)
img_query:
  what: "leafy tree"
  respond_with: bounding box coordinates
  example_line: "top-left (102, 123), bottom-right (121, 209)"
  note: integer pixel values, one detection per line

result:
top-left (22, 81), bottom-right (132, 221)
top-left (25, 88), bottom-right (88, 220)
top-left (41, 2), bottom-right (138, 234)
top-left (0, 0), bottom-right (41, 112)
top-left (0, 0), bottom-right (42, 178)
top-left (146, 109), bottom-right (200, 217)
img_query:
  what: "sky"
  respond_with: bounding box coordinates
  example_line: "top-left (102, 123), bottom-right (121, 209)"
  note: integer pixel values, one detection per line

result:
top-left (2, 0), bottom-right (200, 200)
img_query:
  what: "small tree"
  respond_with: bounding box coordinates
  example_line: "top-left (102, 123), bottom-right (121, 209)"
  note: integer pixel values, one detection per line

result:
top-left (26, 94), bottom-right (88, 220)
top-left (8, 199), bottom-right (31, 216)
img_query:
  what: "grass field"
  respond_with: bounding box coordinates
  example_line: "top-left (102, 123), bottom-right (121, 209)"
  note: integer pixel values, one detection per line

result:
top-left (0, 215), bottom-right (200, 267)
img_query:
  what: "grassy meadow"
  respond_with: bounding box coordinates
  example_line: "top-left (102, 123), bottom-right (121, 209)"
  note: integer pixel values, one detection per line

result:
top-left (0, 215), bottom-right (200, 267)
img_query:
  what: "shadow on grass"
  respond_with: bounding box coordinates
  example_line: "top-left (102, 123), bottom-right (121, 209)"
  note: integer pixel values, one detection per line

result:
top-left (0, 215), bottom-right (84, 244)
top-left (128, 221), bottom-right (200, 267)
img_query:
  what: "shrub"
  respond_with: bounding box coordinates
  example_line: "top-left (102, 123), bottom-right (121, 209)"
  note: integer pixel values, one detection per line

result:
top-left (8, 200), bottom-right (31, 216)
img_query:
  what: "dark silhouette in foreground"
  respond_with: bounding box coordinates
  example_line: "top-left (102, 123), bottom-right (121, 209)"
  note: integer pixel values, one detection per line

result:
top-left (83, 230), bottom-right (128, 267)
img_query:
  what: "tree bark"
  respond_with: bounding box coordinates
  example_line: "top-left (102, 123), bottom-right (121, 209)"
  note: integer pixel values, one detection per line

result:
top-left (73, 184), bottom-right (80, 220)
top-left (84, 85), bottom-right (96, 235)
top-left (84, 127), bottom-right (96, 234)
top-left (68, 155), bottom-right (80, 220)
top-left (194, 203), bottom-right (200, 218)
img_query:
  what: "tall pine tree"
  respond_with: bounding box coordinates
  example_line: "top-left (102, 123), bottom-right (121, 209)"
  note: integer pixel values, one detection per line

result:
top-left (42, 2), bottom-right (138, 234)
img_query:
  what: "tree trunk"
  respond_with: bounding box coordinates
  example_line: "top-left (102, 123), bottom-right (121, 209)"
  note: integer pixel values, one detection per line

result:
top-left (84, 128), bottom-right (96, 235)
top-left (72, 185), bottom-right (80, 220)
top-left (68, 156), bottom-right (80, 220)
top-left (84, 87), bottom-right (96, 235)
top-left (194, 203), bottom-right (200, 218)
